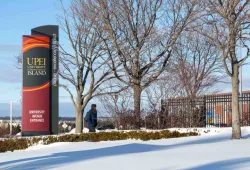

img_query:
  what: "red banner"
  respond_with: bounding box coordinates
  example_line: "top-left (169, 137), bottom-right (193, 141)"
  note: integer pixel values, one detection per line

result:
top-left (22, 36), bottom-right (50, 133)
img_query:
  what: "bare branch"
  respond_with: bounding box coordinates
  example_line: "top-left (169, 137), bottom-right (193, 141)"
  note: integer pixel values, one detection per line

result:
top-left (59, 84), bottom-right (76, 107)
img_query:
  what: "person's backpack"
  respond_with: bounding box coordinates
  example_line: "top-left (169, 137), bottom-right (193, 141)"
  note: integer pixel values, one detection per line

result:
top-left (84, 112), bottom-right (89, 122)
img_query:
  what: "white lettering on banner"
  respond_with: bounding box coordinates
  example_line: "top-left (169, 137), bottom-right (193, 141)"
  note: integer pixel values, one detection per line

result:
top-left (32, 115), bottom-right (43, 118)
top-left (29, 110), bottom-right (45, 123)
top-left (28, 71), bottom-right (46, 75)
top-left (26, 57), bottom-right (47, 76)
top-left (30, 119), bottom-right (44, 122)
top-left (52, 33), bottom-right (58, 86)
top-left (29, 110), bottom-right (45, 114)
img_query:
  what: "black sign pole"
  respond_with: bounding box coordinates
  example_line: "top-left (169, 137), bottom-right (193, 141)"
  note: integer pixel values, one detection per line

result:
top-left (31, 25), bottom-right (59, 135)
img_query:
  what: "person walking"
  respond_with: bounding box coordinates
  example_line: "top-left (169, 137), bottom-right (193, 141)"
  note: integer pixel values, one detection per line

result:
top-left (84, 104), bottom-right (98, 132)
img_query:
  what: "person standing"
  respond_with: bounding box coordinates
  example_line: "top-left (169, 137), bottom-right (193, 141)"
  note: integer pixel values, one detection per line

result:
top-left (84, 104), bottom-right (97, 132)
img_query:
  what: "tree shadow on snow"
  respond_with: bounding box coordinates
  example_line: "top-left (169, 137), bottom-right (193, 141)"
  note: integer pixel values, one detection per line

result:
top-left (0, 143), bottom-right (165, 170)
top-left (185, 157), bottom-right (250, 170)
top-left (243, 134), bottom-right (250, 138)
top-left (0, 134), bottom-right (242, 170)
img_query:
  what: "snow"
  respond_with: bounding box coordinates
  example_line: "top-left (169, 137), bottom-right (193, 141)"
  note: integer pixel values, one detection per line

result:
top-left (68, 128), bottom-right (119, 134)
top-left (1, 127), bottom-right (250, 170)
top-left (68, 127), bottom-right (224, 135)
top-left (68, 127), bottom-right (90, 134)
top-left (15, 132), bottom-right (21, 137)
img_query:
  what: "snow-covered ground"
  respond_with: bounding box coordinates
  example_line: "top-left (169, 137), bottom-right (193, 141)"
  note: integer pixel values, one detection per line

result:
top-left (1, 127), bottom-right (250, 170)
top-left (67, 127), bottom-right (223, 135)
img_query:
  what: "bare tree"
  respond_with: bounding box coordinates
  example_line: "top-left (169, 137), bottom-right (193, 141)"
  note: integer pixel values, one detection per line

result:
top-left (86, 0), bottom-right (201, 128)
top-left (99, 89), bottom-right (133, 117)
top-left (58, 0), bottom-right (123, 133)
top-left (174, 33), bottom-right (224, 99)
top-left (14, 53), bottom-right (22, 69)
top-left (144, 32), bottom-right (224, 129)
top-left (144, 73), bottom-right (184, 129)
top-left (198, 0), bottom-right (250, 139)
top-left (99, 82), bottom-right (133, 128)
top-left (145, 73), bottom-right (184, 112)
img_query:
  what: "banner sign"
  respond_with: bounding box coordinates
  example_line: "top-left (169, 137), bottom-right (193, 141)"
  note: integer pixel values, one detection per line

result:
top-left (22, 25), bottom-right (59, 136)
top-left (22, 36), bottom-right (50, 134)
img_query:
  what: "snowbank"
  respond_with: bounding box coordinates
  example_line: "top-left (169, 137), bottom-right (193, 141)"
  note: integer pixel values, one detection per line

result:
top-left (68, 127), bottom-right (90, 134)
top-left (1, 127), bottom-right (250, 170)
top-left (15, 132), bottom-right (22, 137)
top-left (67, 126), bottom-right (250, 136)
top-left (68, 128), bottom-right (118, 134)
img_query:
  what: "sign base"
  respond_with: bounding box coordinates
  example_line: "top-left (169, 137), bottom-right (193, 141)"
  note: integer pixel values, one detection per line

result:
top-left (21, 131), bottom-right (51, 136)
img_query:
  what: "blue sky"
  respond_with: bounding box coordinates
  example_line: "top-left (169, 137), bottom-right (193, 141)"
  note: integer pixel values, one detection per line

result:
top-left (0, 0), bottom-right (59, 104)
top-left (0, 0), bottom-right (101, 117)
top-left (0, 0), bottom-right (249, 117)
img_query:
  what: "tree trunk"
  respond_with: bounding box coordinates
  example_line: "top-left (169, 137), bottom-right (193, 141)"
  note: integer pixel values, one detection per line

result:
top-left (231, 64), bottom-right (241, 139)
top-left (75, 108), bottom-right (83, 133)
top-left (82, 108), bottom-right (85, 128)
top-left (133, 84), bottom-right (141, 129)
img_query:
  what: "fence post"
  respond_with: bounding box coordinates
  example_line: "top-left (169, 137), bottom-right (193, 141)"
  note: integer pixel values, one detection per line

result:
top-left (10, 101), bottom-right (12, 136)
top-left (203, 95), bottom-right (207, 128)
top-left (160, 99), bottom-right (165, 129)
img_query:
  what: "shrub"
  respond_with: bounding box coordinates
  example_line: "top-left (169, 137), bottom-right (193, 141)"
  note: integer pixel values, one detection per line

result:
top-left (0, 125), bottom-right (21, 138)
top-left (97, 120), bottom-right (114, 127)
top-left (0, 130), bottom-right (198, 153)
top-left (0, 138), bottom-right (28, 152)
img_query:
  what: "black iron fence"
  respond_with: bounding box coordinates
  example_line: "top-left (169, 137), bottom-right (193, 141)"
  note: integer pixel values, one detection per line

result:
top-left (94, 92), bottom-right (250, 130)
top-left (162, 91), bottom-right (250, 128)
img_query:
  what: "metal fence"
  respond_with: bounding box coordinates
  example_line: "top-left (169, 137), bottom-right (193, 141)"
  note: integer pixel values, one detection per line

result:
top-left (162, 91), bottom-right (250, 128)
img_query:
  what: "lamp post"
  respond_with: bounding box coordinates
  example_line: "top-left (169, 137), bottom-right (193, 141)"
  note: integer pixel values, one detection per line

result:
top-left (10, 100), bottom-right (19, 136)
top-left (239, 27), bottom-right (243, 120)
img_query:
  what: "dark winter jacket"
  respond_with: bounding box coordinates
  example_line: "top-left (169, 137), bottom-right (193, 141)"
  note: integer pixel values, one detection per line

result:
top-left (85, 109), bottom-right (97, 128)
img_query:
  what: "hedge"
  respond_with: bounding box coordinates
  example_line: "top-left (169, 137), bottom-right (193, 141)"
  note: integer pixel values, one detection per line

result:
top-left (0, 130), bottom-right (198, 153)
